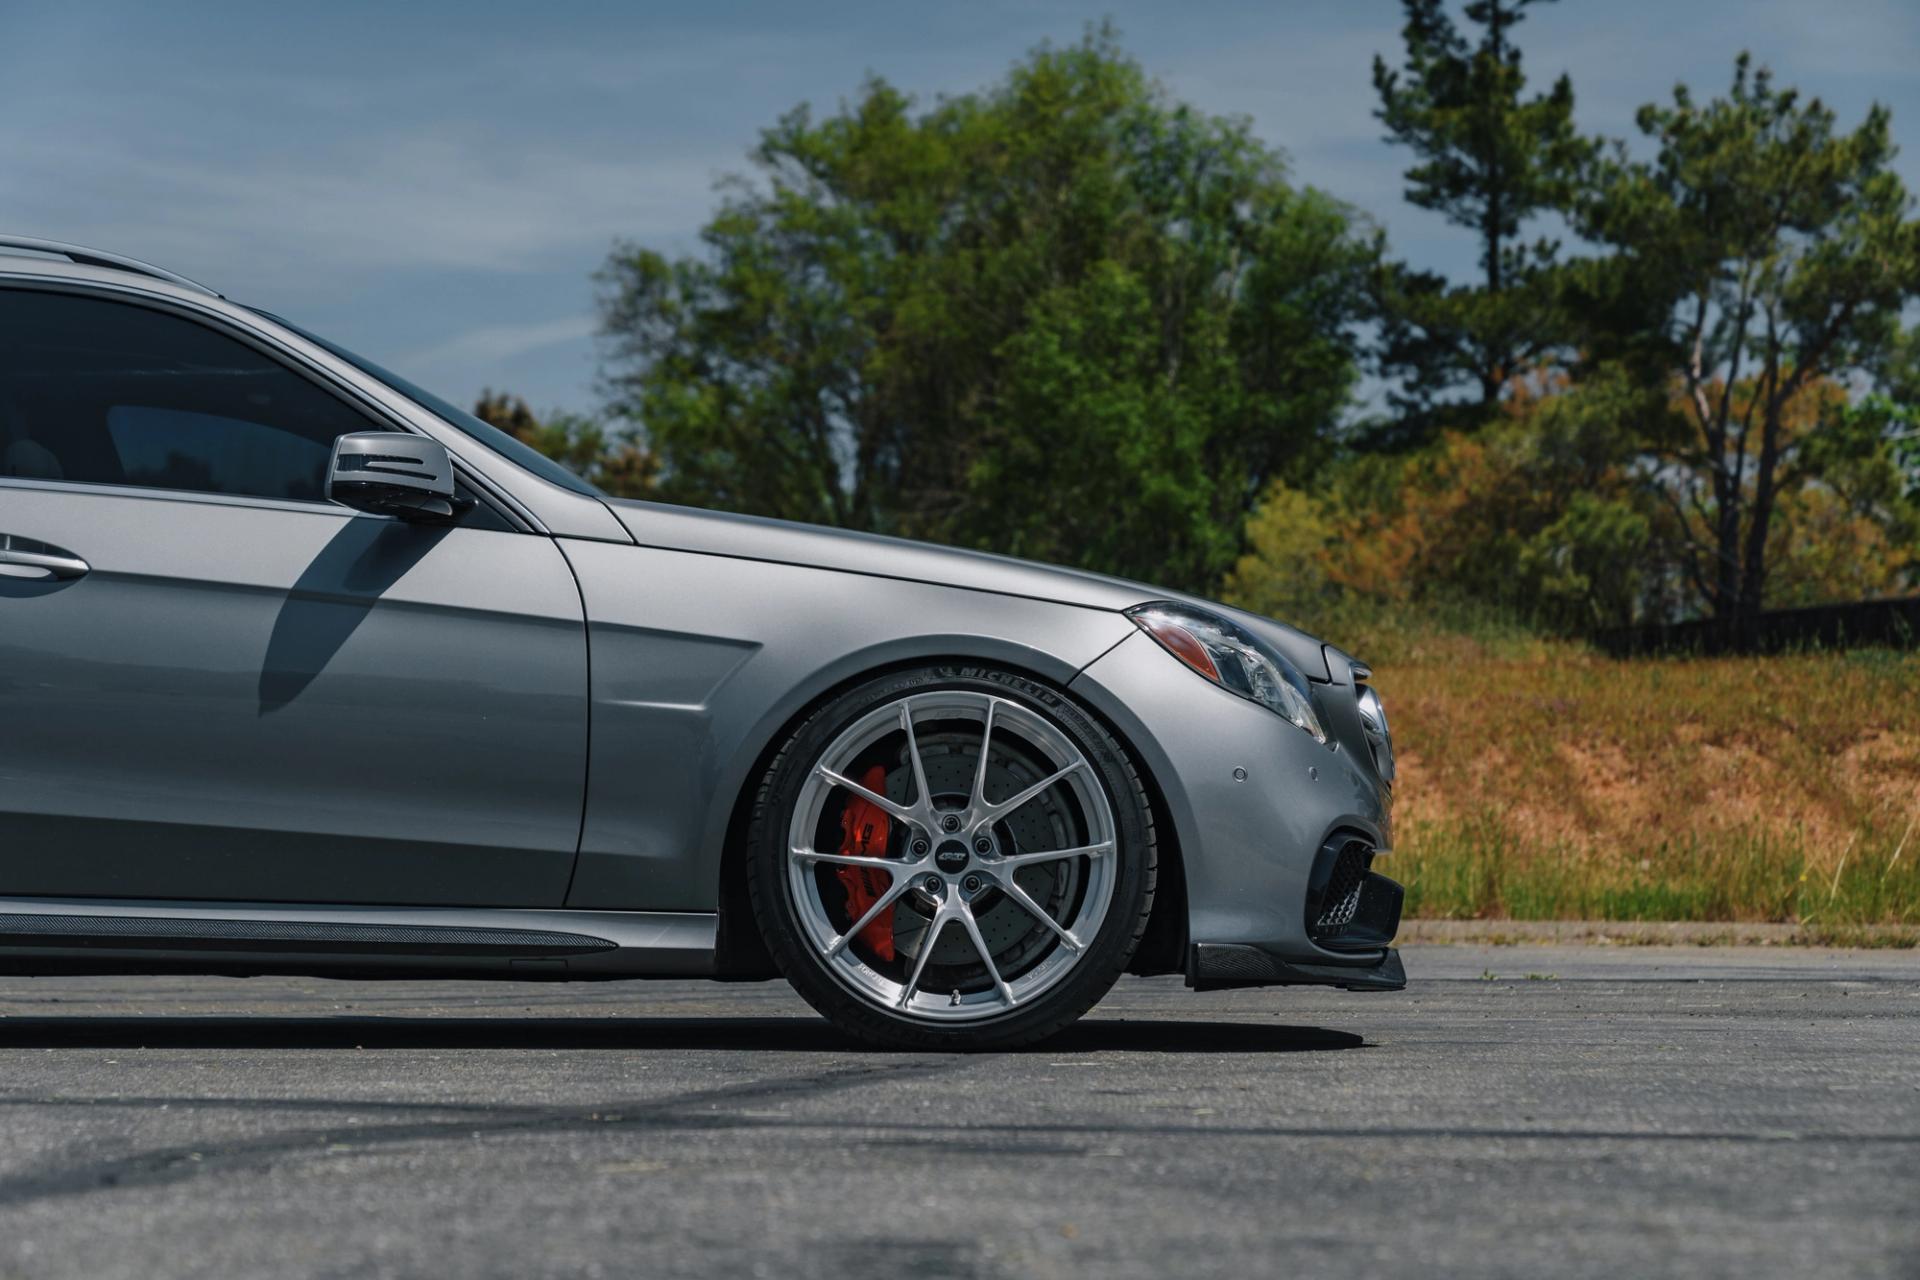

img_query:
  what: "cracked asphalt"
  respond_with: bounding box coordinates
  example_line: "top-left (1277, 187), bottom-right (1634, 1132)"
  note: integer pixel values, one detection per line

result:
top-left (0, 945), bottom-right (1915, 1280)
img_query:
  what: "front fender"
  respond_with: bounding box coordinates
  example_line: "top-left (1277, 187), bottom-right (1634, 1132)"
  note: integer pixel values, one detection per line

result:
top-left (555, 539), bottom-right (1135, 911)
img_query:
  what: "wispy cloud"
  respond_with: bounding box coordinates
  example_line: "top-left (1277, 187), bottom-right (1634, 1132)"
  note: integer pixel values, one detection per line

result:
top-left (0, 128), bottom-right (717, 294)
top-left (401, 314), bottom-right (599, 371)
top-left (2, 0), bottom-right (1913, 414)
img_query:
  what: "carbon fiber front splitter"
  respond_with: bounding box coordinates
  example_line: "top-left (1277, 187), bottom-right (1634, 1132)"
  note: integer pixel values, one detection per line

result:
top-left (1185, 942), bottom-right (1406, 993)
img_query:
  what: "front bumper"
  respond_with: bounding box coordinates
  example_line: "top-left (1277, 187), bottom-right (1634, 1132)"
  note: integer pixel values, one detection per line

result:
top-left (1069, 630), bottom-right (1399, 975)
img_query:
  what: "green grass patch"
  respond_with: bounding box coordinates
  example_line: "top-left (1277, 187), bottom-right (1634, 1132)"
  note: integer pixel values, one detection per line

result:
top-left (1394, 813), bottom-right (1920, 927)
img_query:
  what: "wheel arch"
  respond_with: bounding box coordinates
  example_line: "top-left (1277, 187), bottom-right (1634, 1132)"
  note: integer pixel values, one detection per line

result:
top-left (709, 650), bottom-right (1188, 979)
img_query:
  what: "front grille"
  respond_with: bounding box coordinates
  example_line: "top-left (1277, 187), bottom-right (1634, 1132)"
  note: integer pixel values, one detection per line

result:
top-left (1309, 838), bottom-right (1373, 940)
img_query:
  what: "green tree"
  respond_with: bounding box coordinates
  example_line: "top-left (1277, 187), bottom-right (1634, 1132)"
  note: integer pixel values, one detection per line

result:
top-left (1229, 365), bottom-right (1664, 635)
top-left (1863, 325), bottom-right (1920, 502)
top-left (1371, 0), bottom-right (1598, 430)
top-left (597, 29), bottom-right (1375, 592)
top-left (1573, 56), bottom-right (1920, 640)
top-left (473, 390), bottom-right (658, 498)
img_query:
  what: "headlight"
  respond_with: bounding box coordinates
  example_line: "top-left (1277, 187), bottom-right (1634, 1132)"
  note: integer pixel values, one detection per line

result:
top-left (1126, 602), bottom-right (1326, 742)
top-left (1355, 678), bottom-right (1394, 782)
top-left (1356, 683), bottom-right (1388, 738)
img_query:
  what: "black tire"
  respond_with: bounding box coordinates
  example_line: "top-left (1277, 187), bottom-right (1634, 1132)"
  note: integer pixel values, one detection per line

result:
top-left (746, 663), bottom-right (1156, 1051)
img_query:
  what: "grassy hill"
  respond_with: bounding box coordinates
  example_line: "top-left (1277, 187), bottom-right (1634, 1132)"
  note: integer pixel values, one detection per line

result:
top-left (1362, 629), bottom-right (1919, 939)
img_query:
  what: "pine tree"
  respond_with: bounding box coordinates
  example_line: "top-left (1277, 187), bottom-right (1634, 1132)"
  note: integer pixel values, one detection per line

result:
top-left (1371, 0), bottom-right (1598, 434)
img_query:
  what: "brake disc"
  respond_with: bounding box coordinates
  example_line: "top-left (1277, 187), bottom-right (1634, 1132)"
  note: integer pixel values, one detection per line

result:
top-left (884, 733), bottom-right (1083, 983)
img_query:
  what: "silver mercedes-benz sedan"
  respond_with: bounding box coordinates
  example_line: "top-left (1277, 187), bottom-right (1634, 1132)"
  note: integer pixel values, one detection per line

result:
top-left (0, 236), bottom-right (1401, 1049)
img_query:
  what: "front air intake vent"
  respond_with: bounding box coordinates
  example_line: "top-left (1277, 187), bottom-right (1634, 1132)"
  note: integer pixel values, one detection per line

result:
top-left (1304, 832), bottom-right (1402, 951)
top-left (1309, 837), bottom-right (1372, 940)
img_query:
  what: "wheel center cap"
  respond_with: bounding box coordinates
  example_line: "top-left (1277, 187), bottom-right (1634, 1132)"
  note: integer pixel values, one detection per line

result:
top-left (933, 841), bottom-right (970, 874)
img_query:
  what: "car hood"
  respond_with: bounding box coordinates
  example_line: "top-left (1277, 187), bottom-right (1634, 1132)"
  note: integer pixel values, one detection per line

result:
top-left (603, 498), bottom-right (1332, 680)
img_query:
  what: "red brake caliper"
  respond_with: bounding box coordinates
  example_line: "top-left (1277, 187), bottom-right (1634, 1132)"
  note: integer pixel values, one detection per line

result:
top-left (834, 764), bottom-right (896, 961)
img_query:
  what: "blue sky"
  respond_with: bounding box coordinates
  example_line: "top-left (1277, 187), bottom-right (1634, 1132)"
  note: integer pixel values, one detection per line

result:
top-left (4, 1), bottom-right (1916, 417)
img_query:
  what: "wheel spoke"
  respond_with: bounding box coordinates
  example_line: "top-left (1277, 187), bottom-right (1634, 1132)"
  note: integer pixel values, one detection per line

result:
top-left (996, 841), bottom-right (1114, 870)
top-left (825, 873), bottom-right (916, 959)
top-left (981, 761), bottom-right (1084, 820)
top-left (899, 700), bottom-right (933, 816)
top-left (994, 874), bottom-right (1085, 953)
top-left (897, 905), bottom-right (952, 1008)
top-left (816, 765), bottom-right (915, 823)
top-left (968, 698), bottom-right (998, 812)
top-left (957, 902), bottom-right (1016, 1007)
top-left (792, 846), bottom-right (906, 871)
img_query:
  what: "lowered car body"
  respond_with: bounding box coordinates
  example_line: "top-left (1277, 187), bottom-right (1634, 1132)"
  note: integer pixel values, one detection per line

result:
top-left (0, 237), bottom-right (1400, 1049)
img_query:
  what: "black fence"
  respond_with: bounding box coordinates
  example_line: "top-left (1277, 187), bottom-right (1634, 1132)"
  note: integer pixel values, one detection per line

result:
top-left (1593, 596), bottom-right (1920, 657)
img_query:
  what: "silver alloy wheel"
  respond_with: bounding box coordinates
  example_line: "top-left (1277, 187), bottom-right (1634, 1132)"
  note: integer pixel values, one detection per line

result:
top-left (786, 691), bottom-right (1118, 1022)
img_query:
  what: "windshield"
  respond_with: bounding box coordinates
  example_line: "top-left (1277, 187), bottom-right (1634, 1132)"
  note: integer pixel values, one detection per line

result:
top-left (253, 310), bottom-right (605, 498)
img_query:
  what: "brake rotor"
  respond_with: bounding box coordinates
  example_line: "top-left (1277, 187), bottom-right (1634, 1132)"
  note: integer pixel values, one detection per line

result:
top-left (880, 732), bottom-right (1084, 984)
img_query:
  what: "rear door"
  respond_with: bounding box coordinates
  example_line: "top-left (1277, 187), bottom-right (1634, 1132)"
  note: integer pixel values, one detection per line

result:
top-left (0, 285), bottom-right (588, 906)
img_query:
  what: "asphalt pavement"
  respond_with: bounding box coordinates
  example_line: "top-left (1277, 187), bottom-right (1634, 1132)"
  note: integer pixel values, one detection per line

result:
top-left (0, 945), bottom-right (1915, 1280)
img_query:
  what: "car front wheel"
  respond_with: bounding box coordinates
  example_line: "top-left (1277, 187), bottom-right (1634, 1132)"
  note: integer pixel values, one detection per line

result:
top-left (747, 664), bottom-right (1157, 1051)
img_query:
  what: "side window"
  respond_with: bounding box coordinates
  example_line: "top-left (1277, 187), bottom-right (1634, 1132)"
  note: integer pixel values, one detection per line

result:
top-left (106, 407), bottom-right (334, 499)
top-left (0, 289), bottom-right (376, 503)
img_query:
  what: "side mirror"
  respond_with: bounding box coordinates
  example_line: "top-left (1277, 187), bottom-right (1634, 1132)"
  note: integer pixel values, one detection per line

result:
top-left (326, 432), bottom-right (467, 523)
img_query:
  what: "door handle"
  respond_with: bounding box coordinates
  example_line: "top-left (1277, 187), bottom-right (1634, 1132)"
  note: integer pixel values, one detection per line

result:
top-left (0, 534), bottom-right (90, 580)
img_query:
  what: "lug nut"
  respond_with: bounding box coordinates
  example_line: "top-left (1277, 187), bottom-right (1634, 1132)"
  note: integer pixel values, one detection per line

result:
top-left (940, 814), bottom-right (962, 832)
top-left (962, 874), bottom-right (983, 894)
top-left (921, 875), bottom-right (943, 894)
top-left (910, 837), bottom-right (931, 857)
top-left (972, 836), bottom-right (993, 855)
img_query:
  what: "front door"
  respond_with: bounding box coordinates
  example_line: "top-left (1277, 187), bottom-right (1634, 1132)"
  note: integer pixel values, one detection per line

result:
top-left (0, 286), bottom-right (587, 905)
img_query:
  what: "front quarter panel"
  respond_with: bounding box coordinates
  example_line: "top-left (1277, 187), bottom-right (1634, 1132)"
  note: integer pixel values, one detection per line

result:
top-left (557, 540), bottom-right (1135, 910)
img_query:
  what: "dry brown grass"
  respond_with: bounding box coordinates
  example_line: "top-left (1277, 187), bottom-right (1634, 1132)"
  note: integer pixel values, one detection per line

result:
top-left (1370, 636), bottom-right (1920, 928)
